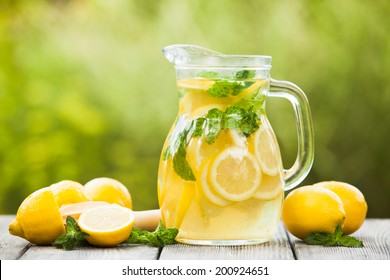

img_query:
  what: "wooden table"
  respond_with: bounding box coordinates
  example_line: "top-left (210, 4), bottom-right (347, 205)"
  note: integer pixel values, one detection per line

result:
top-left (1, 215), bottom-right (389, 260)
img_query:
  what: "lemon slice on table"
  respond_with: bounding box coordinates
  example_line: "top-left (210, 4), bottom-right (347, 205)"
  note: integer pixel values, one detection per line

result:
top-left (209, 147), bottom-right (261, 202)
top-left (253, 174), bottom-right (283, 200)
top-left (78, 204), bottom-right (135, 247)
top-left (253, 125), bottom-right (281, 176)
top-left (198, 161), bottom-right (232, 207)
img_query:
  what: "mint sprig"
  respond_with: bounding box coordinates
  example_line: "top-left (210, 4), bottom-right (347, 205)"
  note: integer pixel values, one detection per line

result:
top-left (207, 80), bottom-right (245, 97)
top-left (235, 70), bottom-right (256, 80)
top-left (124, 221), bottom-right (178, 247)
top-left (53, 218), bottom-right (178, 250)
top-left (164, 105), bottom-right (261, 180)
top-left (304, 224), bottom-right (364, 247)
top-left (53, 216), bottom-right (89, 250)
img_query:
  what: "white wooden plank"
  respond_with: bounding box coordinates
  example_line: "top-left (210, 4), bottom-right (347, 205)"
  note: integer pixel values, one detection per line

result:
top-left (0, 215), bottom-right (31, 260)
top-left (159, 222), bottom-right (294, 260)
top-left (289, 219), bottom-right (390, 260)
top-left (20, 244), bottom-right (160, 260)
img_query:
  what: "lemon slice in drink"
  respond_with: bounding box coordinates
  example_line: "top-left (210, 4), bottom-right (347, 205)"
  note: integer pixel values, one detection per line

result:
top-left (230, 80), bottom-right (266, 103)
top-left (177, 78), bottom-right (215, 90)
top-left (253, 125), bottom-right (281, 176)
top-left (199, 161), bottom-right (232, 207)
top-left (253, 174), bottom-right (283, 200)
top-left (209, 147), bottom-right (261, 202)
top-left (78, 204), bottom-right (135, 247)
top-left (187, 128), bottom-right (235, 175)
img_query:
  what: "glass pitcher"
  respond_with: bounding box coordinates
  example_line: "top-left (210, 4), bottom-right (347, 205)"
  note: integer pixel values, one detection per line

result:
top-left (158, 44), bottom-right (314, 245)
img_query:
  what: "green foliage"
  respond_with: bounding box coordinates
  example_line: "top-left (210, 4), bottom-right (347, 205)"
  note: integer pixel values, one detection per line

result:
top-left (304, 225), bottom-right (364, 247)
top-left (0, 0), bottom-right (389, 217)
top-left (53, 216), bottom-right (89, 250)
top-left (125, 221), bottom-right (178, 247)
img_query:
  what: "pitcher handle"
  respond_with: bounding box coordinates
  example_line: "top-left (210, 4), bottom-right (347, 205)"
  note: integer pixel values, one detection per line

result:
top-left (269, 79), bottom-right (314, 190)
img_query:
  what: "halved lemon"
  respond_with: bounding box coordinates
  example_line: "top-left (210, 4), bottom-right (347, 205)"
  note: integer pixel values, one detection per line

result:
top-left (59, 201), bottom-right (109, 222)
top-left (253, 174), bottom-right (283, 200)
top-left (209, 147), bottom-right (261, 201)
top-left (78, 204), bottom-right (135, 247)
top-left (253, 124), bottom-right (282, 176)
top-left (198, 161), bottom-right (232, 207)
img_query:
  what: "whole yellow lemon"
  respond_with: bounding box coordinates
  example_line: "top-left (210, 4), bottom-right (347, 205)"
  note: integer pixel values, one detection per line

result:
top-left (84, 177), bottom-right (132, 209)
top-left (314, 181), bottom-right (367, 235)
top-left (50, 180), bottom-right (91, 207)
top-left (282, 185), bottom-right (346, 240)
top-left (9, 188), bottom-right (65, 245)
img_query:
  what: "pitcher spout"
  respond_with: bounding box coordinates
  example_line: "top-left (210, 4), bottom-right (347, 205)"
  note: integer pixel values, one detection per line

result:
top-left (162, 44), bottom-right (221, 66)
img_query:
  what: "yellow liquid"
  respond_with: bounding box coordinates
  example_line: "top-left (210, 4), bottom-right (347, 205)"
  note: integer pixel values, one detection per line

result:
top-left (158, 78), bottom-right (284, 245)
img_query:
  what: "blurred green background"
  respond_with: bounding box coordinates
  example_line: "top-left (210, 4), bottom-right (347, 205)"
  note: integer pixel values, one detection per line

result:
top-left (0, 0), bottom-right (389, 217)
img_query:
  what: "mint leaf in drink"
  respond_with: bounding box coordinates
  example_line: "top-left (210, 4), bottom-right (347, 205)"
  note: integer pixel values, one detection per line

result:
top-left (207, 80), bottom-right (244, 97)
top-left (173, 139), bottom-right (196, 181)
top-left (191, 117), bottom-right (206, 137)
top-left (124, 221), bottom-right (178, 247)
top-left (239, 106), bottom-right (260, 136)
top-left (304, 224), bottom-right (364, 248)
top-left (53, 216), bottom-right (89, 250)
top-left (223, 106), bottom-right (246, 129)
top-left (235, 70), bottom-right (256, 80)
top-left (163, 117), bottom-right (196, 181)
top-left (198, 71), bottom-right (220, 79)
top-left (204, 108), bottom-right (224, 144)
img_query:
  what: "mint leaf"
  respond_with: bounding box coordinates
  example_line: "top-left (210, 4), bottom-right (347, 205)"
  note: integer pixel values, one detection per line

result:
top-left (163, 117), bottom-right (196, 181)
top-left (223, 106), bottom-right (246, 129)
top-left (198, 71), bottom-right (220, 79)
top-left (304, 224), bottom-right (364, 248)
top-left (338, 235), bottom-right (364, 247)
top-left (53, 216), bottom-right (89, 250)
top-left (334, 224), bottom-right (343, 240)
top-left (191, 117), bottom-right (206, 137)
top-left (204, 108), bottom-right (224, 144)
top-left (173, 140), bottom-right (196, 181)
top-left (207, 80), bottom-right (244, 97)
top-left (304, 232), bottom-right (333, 246)
top-left (124, 221), bottom-right (178, 247)
top-left (235, 70), bottom-right (255, 80)
top-left (239, 106), bottom-right (260, 136)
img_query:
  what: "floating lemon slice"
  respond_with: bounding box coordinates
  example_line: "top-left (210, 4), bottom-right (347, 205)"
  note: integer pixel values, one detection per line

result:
top-left (209, 147), bottom-right (261, 202)
top-left (253, 124), bottom-right (281, 176)
top-left (177, 78), bottom-right (215, 90)
top-left (78, 204), bottom-right (135, 247)
top-left (253, 174), bottom-right (283, 200)
top-left (230, 80), bottom-right (266, 103)
top-left (187, 129), bottom-right (235, 175)
top-left (190, 104), bottom-right (225, 118)
top-left (198, 161), bottom-right (232, 207)
top-left (228, 129), bottom-right (247, 149)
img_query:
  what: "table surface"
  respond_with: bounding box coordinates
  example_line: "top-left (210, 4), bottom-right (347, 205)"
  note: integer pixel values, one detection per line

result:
top-left (1, 216), bottom-right (389, 260)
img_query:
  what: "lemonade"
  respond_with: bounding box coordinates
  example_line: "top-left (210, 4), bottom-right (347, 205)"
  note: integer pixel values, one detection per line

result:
top-left (158, 76), bottom-right (285, 245)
